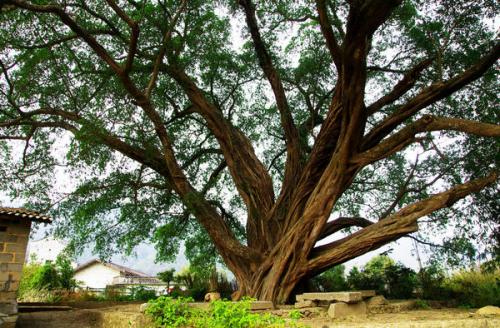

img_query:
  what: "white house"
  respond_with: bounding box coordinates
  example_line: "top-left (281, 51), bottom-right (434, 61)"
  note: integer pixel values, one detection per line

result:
top-left (73, 259), bottom-right (169, 294)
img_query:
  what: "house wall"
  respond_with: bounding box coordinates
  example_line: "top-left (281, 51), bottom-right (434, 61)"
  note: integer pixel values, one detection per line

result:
top-left (74, 263), bottom-right (121, 289)
top-left (0, 215), bottom-right (31, 327)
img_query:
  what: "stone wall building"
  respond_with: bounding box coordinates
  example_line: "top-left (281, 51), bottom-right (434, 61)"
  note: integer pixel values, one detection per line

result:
top-left (0, 207), bottom-right (52, 327)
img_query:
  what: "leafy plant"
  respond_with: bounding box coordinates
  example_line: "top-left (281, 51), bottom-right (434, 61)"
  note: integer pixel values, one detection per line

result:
top-left (311, 265), bottom-right (348, 292)
top-left (443, 269), bottom-right (500, 307)
top-left (414, 299), bottom-right (430, 309)
top-left (145, 297), bottom-right (297, 328)
top-left (145, 296), bottom-right (194, 328)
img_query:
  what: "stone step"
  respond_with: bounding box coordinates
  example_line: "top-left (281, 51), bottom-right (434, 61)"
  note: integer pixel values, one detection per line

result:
top-left (299, 292), bottom-right (363, 304)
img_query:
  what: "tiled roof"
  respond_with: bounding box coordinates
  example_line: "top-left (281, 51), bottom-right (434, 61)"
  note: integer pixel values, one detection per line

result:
top-left (0, 207), bottom-right (52, 223)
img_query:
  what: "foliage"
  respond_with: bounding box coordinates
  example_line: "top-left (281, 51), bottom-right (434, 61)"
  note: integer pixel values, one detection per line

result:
top-left (414, 299), bottom-right (430, 309)
top-left (173, 266), bottom-right (237, 301)
top-left (157, 268), bottom-right (176, 289)
top-left (104, 286), bottom-right (157, 302)
top-left (129, 286), bottom-right (157, 302)
top-left (18, 261), bottom-right (42, 299)
top-left (55, 254), bottom-right (77, 290)
top-left (17, 288), bottom-right (62, 303)
top-left (347, 255), bottom-right (417, 299)
top-left (0, 0), bottom-right (499, 302)
top-left (310, 265), bottom-right (348, 292)
top-left (417, 262), bottom-right (450, 300)
top-left (145, 297), bottom-right (296, 328)
top-left (145, 296), bottom-right (194, 328)
top-left (30, 262), bottom-right (61, 291)
top-left (24, 254), bottom-right (77, 291)
top-left (442, 269), bottom-right (500, 307)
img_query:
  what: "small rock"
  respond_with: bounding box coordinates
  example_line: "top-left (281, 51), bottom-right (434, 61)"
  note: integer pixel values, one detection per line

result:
top-left (366, 295), bottom-right (388, 307)
top-left (204, 292), bottom-right (221, 302)
top-left (476, 305), bottom-right (500, 316)
top-left (139, 303), bottom-right (149, 313)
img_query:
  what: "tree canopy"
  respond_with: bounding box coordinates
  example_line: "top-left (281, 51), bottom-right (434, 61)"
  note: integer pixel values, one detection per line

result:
top-left (0, 0), bottom-right (499, 303)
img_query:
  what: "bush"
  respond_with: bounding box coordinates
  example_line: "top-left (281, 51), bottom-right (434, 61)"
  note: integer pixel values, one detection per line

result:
top-left (130, 286), bottom-right (157, 301)
top-left (145, 296), bottom-right (194, 327)
top-left (18, 262), bottom-right (42, 299)
top-left (385, 263), bottom-right (417, 299)
top-left (17, 288), bottom-right (62, 303)
top-left (443, 269), bottom-right (500, 307)
top-left (145, 297), bottom-right (296, 328)
top-left (30, 262), bottom-right (60, 290)
top-left (311, 265), bottom-right (348, 292)
top-left (347, 255), bottom-right (417, 299)
top-left (417, 262), bottom-right (450, 300)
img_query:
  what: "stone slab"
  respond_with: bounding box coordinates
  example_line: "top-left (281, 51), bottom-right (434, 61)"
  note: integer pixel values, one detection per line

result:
top-left (250, 301), bottom-right (274, 310)
top-left (328, 301), bottom-right (367, 319)
top-left (300, 292), bottom-right (363, 303)
top-left (294, 300), bottom-right (317, 309)
top-left (359, 290), bottom-right (376, 298)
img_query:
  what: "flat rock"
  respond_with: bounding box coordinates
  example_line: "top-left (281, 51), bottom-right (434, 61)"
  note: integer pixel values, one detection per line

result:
top-left (476, 306), bottom-right (500, 316)
top-left (301, 292), bottom-right (363, 303)
top-left (328, 301), bottom-right (367, 319)
top-left (366, 295), bottom-right (388, 307)
top-left (139, 303), bottom-right (149, 313)
top-left (250, 301), bottom-right (274, 310)
top-left (294, 300), bottom-right (317, 309)
top-left (359, 290), bottom-right (376, 298)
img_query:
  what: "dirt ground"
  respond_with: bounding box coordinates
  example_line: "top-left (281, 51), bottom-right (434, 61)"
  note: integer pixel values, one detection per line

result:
top-left (16, 303), bottom-right (500, 328)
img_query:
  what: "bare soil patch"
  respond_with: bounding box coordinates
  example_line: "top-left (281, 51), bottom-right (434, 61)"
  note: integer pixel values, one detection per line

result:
top-left (16, 302), bottom-right (500, 328)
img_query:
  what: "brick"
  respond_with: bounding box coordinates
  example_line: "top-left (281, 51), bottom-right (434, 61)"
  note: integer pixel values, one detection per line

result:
top-left (5, 243), bottom-right (27, 254)
top-left (12, 253), bottom-right (26, 264)
top-left (4, 224), bottom-right (30, 235)
top-left (0, 254), bottom-right (13, 263)
top-left (328, 301), bottom-right (367, 319)
top-left (0, 263), bottom-right (23, 273)
top-left (294, 300), bottom-right (317, 308)
top-left (0, 234), bottom-right (16, 243)
top-left (7, 281), bottom-right (19, 292)
top-left (0, 292), bottom-right (16, 302)
top-left (0, 302), bottom-right (17, 315)
top-left (301, 292), bottom-right (363, 303)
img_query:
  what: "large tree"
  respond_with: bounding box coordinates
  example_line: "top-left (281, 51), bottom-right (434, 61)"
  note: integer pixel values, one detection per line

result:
top-left (0, 0), bottom-right (499, 303)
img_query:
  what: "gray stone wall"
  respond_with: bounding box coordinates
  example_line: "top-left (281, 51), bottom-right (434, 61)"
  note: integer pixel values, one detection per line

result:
top-left (0, 215), bottom-right (31, 327)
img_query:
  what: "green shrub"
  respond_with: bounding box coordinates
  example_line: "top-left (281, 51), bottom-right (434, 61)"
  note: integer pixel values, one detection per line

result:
top-left (443, 269), bottom-right (500, 307)
top-left (17, 288), bottom-right (62, 303)
top-left (417, 263), bottom-right (450, 300)
top-left (130, 286), bottom-right (157, 301)
top-left (414, 299), bottom-right (430, 309)
top-left (30, 262), bottom-right (60, 290)
top-left (311, 265), bottom-right (348, 292)
top-left (385, 263), bottom-right (417, 299)
top-left (145, 296), bottom-right (194, 327)
top-left (18, 262), bottom-right (42, 298)
top-left (145, 297), bottom-right (297, 328)
top-left (347, 255), bottom-right (417, 299)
